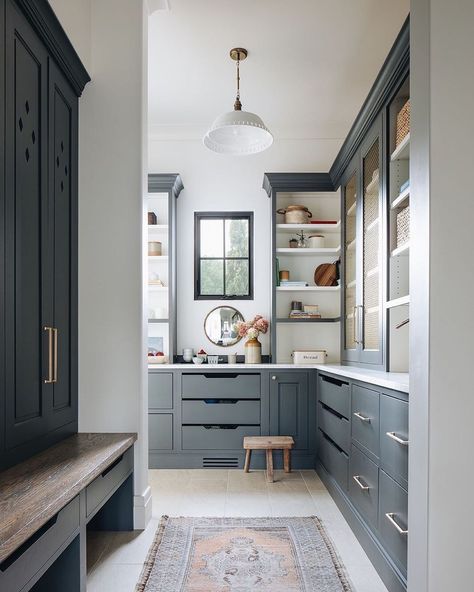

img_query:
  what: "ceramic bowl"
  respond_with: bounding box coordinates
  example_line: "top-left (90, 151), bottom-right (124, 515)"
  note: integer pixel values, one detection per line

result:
top-left (192, 357), bottom-right (204, 365)
top-left (148, 355), bottom-right (168, 364)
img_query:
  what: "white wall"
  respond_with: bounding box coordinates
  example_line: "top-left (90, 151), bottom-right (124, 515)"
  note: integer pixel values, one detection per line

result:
top-left (149, 137), bottom-right (342, 356)
top-left (410, 1), bottom-right (474, 590)
top-left (49, 0), bottom-right (150, 528)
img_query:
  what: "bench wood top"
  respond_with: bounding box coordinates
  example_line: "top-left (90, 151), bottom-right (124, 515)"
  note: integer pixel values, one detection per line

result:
top-left (243, 436), bottom-right (294, 450)
top-left (0, 432), bottom-right (136, 563)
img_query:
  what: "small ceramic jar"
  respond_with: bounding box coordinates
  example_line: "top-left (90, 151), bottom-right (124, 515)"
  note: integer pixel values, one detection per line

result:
top-left (148, 241), bottom-right (162, 256)
top-left (308, 235), bottom-right (325, 248)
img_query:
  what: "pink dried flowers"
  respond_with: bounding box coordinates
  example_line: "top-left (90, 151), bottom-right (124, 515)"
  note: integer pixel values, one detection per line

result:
top-left (236, 315), bottom-right (269, 339)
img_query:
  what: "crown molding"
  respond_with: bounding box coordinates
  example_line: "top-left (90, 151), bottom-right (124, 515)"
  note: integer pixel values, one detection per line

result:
top-left (148, 174), bottom-right (184, 198)
top-left (263, 173), bottom-right (335, 197)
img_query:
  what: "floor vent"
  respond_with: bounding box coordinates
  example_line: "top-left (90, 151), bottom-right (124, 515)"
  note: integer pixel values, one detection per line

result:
top-left (203, 457), bottom-right (239, 468)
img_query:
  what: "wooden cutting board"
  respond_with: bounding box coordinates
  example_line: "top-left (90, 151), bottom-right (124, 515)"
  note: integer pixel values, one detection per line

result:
top-left (314, 263), bottom-right (338, 286)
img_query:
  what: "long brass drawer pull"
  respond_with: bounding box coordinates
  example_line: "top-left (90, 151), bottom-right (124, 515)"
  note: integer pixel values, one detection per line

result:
top-left (386, 431), bottom-right (409, 445)
top-left (353, 411), bottom-right (371, 422)
top-left (53, 328), bottom-right (58, 383)
top-left (385, 512), bottom-right (408, 535)
top-left (44, 326), bottom-right (54, 384)
top-left (352, 475), bottom-right (369, 491)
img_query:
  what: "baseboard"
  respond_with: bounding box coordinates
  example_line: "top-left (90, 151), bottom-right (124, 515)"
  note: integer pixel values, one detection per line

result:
top-left (148, 451), bottom-right (316, 470)
top-left (316, 461), bottom-right (406, 592)
top-left (133, 485), bottom-right (152, 530)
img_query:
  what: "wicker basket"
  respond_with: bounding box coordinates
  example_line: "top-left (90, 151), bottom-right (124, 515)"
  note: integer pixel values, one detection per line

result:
top-left (396, 206), bottom-right (410, 247)
top-left (396, 99), bottom-right (410, 146)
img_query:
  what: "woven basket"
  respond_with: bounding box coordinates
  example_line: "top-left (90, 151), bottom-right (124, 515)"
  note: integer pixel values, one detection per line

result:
top-left (396, 99), bottom-right (410, 146)
top-left (396, 206), bottom-right (410, 247)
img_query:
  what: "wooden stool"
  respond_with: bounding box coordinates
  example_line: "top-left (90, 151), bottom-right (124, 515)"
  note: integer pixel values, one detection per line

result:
top-left (243, 436), bottom-right (295, 483)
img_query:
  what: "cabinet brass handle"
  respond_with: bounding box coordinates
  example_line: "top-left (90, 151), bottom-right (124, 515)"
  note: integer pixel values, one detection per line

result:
top-left (352, 475), bottom-right (369, 491)
top-left (53, 328), bottom-right (58, 383)
top-left (386, 431), bottom-right (409, 446)
top-left (385, 512), bottom-right (408, 535)
top-left (44, 327), bottom-right (54, 384)
top-left (353, 411), bottom-right (371, 422)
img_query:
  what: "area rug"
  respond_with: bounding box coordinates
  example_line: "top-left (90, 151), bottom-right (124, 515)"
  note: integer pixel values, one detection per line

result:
top-left (136, 516), bottom-right (353, 591)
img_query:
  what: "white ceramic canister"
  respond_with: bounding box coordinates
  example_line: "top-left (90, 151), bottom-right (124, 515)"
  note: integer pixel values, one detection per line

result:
top-left (308, 235), bottom-right (325, 248)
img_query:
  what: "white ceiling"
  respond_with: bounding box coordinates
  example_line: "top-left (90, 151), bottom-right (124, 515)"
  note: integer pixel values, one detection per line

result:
top-left (148, 0), bottom-right (409, 141)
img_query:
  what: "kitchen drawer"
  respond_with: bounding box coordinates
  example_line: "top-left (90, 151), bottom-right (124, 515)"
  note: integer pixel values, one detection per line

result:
top-left (349, 444), bottom-right (379, 530)
top-left (318, 374), bottom-right (351, 419)
top-left (380, 395), bottom-right (409, 488)
top-left (0, 496), bottom-right (79, 592)
top-left (182, 425), bottom-right (260, 450)
top-left (182, 399), bottom-right (260, 425)
top-left (318, 402), bottom-right (350, 454)
top-left (182, 373), bottom-right (261, 399)
top-left (149, 372), bottom-right (173, 409)
top-left (379, 470), bottom-right (408, 576)
top-left (352, 385), bottom-right (380, 458)
top-left (86, 447), bottom-right (134, 517)
top-left (149, 413), bottom-right (173, 451)
top-left (318, 429), bottom-right (349, 491)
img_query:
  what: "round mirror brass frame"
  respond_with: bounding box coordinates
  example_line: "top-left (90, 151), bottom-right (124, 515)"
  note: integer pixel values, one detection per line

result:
top-left (204, 306), bottom-right (244, 347)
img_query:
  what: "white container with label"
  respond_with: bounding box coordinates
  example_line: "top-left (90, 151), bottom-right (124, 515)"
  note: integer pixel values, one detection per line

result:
top-left (291, 350), bottom-right (327, 364)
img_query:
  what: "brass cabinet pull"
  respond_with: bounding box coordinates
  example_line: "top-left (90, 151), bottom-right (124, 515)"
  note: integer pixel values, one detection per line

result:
top-left (354, 411), bottom-right (371, 422)
top-left (385, 512), bottom-right (408, 535)
top-left (44, 327), bottom-right (54, 384)
top-left (53, 328), bottom-right (58, 383)
top-left (352, 475), bottom-right (370, 491)
top-left (386, 431), bottom-right (409, 446)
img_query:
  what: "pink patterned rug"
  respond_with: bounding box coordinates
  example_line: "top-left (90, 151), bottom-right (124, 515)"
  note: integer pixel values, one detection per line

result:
top-left (136, 516), bottom-right (353, 591)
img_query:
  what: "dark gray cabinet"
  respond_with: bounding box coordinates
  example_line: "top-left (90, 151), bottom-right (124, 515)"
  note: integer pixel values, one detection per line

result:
top-left (0, 0), bottom-right (89, 470)
top-left (269, 371), bottom-right (310, 451)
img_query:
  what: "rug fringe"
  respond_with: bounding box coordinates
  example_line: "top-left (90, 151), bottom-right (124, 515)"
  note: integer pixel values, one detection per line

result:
top-left (135, 515), bottom-right (169, 592)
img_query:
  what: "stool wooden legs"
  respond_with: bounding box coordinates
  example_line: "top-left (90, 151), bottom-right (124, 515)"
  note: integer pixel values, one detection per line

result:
top-left (244, 449), bottom-right (251, 473)
top-left (283, 449), bottom-right (291, 473)
top-left (266, 449), bottom-right (274, 483)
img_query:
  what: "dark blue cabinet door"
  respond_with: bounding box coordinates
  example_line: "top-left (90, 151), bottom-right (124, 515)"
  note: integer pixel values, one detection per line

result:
top-left (4, 0), bottom-right (51, 450)
top-left (269, 372), bottom-right (309, 450)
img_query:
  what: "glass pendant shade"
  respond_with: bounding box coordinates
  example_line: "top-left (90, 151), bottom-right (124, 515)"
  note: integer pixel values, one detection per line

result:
top-left (203, 110), bottom-right (273, 155)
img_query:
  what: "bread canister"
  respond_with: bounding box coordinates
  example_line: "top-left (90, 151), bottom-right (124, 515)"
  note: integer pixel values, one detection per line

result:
top-left (292, 350), bottom-right (327, 364)
top-left (148, 241), bottom-right (162, 256)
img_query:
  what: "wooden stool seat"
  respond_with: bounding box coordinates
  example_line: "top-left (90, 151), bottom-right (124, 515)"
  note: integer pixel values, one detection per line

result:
top-left (243, 436), bottom-right (294, 482)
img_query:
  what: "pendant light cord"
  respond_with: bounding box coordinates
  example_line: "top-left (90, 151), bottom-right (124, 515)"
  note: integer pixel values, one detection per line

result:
top-left (234, 54), bottom-right (242, 111)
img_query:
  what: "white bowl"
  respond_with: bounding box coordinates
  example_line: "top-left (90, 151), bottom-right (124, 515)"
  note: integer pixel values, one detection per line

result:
top-left (192, 357), bottom-right (204, 365)
top-left (148, 355), bottom-right (168, 364)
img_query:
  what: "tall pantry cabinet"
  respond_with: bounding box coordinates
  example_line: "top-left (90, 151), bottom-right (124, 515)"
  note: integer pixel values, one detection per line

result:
top-left (0, 0), bottom-right (90, 470)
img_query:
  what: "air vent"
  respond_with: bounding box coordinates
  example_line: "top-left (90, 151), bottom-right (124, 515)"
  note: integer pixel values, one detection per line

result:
top-left (202, 457), bottom-right (239, 468)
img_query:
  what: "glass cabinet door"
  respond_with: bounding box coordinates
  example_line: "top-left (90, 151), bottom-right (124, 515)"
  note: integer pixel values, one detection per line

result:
top-left (343, 170), bottom-right (359, 358)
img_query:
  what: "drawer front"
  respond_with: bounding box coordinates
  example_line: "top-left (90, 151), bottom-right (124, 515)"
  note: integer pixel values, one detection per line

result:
top-left (0, 496), bottom-right (79, 592)
top-left (149, 413), bottom-right (174, 451)
top-left (318, 374), bottom-right (351, 419)
top-left (379, 470), bottom-right (408, 576)
top-left (182, 373), bottom-right (261, 399)
top-left (380, 395), bottom-right (409, 488)
top-left (349, 444), bottom-right (379, 529)
top-left (182, 425), bottom-right (260, 450)
top-left (86, 446), bottom-right (134, 517)
top-left (352, 385), bottom-right (380, 458)
top-left (318, 402), bottom-right (350, 454)
top-left (318, 429), bottom-right (349, 491)
top-left (149, 372), bottom-right (173, 408)
top-left (182, 400), bottom-right (260, 424)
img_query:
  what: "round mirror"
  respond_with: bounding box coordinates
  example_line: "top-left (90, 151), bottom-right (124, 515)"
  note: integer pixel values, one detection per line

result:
top-left (204, 306), bottom-right (244, 347)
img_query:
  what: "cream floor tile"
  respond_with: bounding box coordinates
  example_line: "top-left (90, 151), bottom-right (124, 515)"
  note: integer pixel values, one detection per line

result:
top-left (225, 491), bottom-right (271, 517)
top-left (102, 518), bottom-right (160, 564)
top-left (87, 562), bottom-right (143, 592)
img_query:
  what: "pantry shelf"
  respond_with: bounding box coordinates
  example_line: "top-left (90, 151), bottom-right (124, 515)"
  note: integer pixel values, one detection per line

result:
top-left (391, 133), bottom-right (410, 161)
top-left (276, 286), bottom-right (340, 292)
top-left (276, 317), bottom-right (340, 323)
top-left (391, 243), bottom-right (410, 257)
top-left (386, 295), bottom-right (410, 309)
top-left (391, 187), bottom-right (410, 209)
top-left (276, 222), bottom-right (341, 233)
top-left (276, 246), bottom-right (341, 256)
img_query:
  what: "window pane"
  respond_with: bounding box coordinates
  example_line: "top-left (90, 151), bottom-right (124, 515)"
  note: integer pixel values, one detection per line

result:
top-left (200, 219), bottom-right (223, 257)
top-left (225, 259), bottom-right (249, 296)
top-left (200, 259), bottom-right (224, 295)
top-left (225, 218), bottom-right (249, 257)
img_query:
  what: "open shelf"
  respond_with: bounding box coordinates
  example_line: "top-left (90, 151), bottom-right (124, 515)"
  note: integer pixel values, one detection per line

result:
top-left (148, 255), bottom-right (169, 261)
top-left (276, 285), bottom-right (340, 292)
top-left (148, 224), bottom-right (169, 231)
top-left (276, 246), bottom-right (341, 256)
top-left (276, 222), bottom-right (341, 233)
top-left (391, 187), bottom-right (410, 209)
top-left (148, 285), bottom-right (168, 292)
top-left (391, 133), bottom-right (410, 161)
top-left (276, 317), bottom-right (340, 323)
top-left (386, 295), bottom-right (410, 309)
top-left (391, 242), bottom-right (410, 257)
top-left (148, 318), bottom-right (169, 323)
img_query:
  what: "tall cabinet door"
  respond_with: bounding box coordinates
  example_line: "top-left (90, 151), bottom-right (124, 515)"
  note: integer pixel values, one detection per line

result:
top-left (4, 1), bottom-right (51, 449)
top-left (48, 60), bottom-right (78, 430)
top-left (359, 119), bottom-right (384, 365)
top-left (269, 372), bottom-right (309, 450)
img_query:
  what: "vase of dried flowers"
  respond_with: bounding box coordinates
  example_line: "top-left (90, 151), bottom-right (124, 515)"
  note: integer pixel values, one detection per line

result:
top-left (236, 315), bottom-right (269, 364)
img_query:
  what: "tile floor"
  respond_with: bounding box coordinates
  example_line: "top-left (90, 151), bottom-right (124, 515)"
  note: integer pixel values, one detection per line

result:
top-left (87, 469), bottom-right (388, 591)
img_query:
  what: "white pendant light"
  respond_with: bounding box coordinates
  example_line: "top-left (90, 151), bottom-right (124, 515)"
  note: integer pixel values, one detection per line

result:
top-left (203, 48), bottom-right (273, 155)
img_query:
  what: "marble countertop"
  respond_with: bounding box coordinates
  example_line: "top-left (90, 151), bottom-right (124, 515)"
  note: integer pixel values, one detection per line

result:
top-left (148, 362), bottom-right (409, 393)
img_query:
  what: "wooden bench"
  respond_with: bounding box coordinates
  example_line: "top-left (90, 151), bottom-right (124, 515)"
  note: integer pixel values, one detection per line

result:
top-left (243, 436), bottom-right (295, 483)
top-left (0, 432), bottom-right (136, 592)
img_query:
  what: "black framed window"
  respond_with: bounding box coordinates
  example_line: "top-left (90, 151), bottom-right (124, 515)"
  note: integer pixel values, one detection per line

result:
top-left (194, 212), bottom-right (253, 300)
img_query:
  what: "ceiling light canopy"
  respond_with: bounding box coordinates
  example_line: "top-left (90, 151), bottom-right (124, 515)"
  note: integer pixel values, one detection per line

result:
top-left (203, 48), bottom-right (273, 155)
